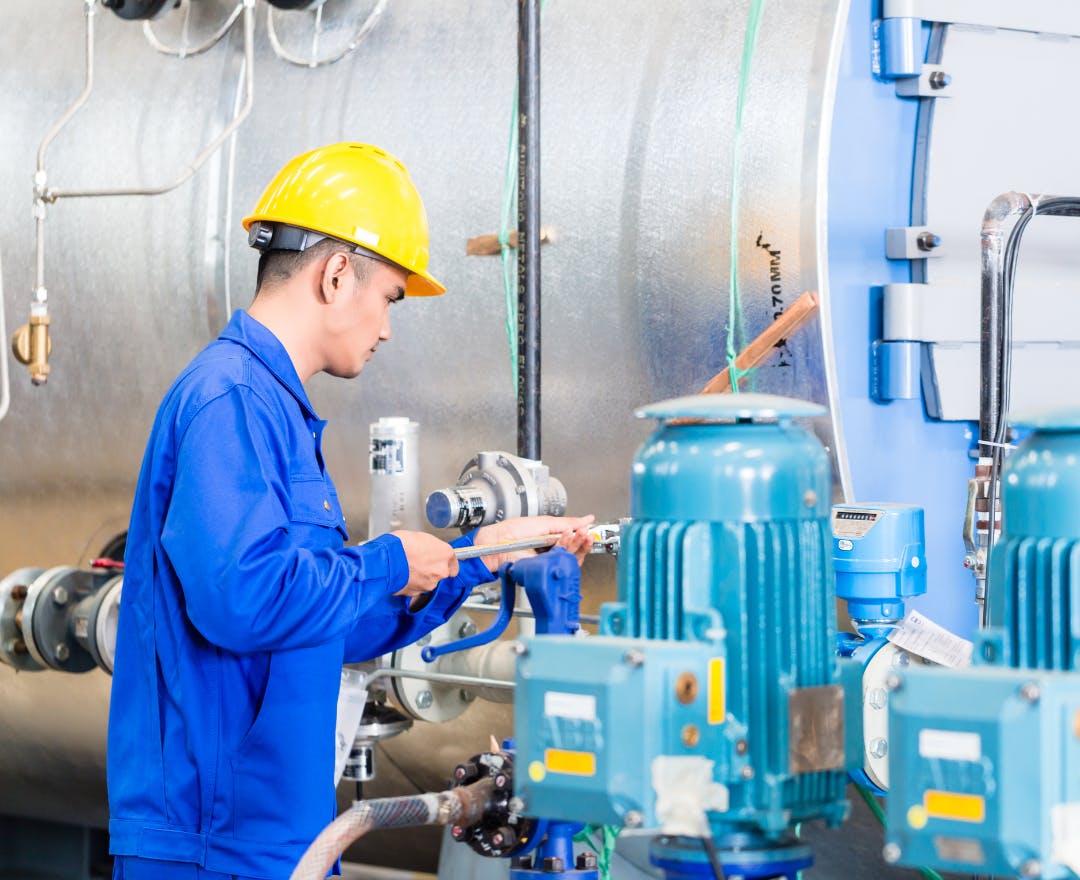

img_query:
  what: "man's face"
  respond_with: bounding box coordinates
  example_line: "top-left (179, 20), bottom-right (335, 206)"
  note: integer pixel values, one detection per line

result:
top-left (324, 257), bottom-right (407, 379)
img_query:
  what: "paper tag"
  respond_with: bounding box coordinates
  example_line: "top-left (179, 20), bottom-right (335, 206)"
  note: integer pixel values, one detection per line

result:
top-left (887, 610), bottom-right (973, 668)
top-left (334, 667), bottom-right (368, 786)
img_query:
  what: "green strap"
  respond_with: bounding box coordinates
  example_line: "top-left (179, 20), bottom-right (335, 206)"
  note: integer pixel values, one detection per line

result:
top-left (725, 0), bottom-right (767, 392)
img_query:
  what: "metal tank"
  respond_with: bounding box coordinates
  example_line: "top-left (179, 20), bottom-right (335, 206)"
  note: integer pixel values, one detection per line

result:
top-left (0, 0), bottom-right (849, 870)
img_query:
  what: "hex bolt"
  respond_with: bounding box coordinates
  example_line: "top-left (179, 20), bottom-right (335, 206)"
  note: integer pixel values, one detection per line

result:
top-left (1019, 859), bottom-right (1042, 878)
top-left (891, 651), bottom-right (911, 669)
top-left (868, 737), bottom-right (889, 759)
top-left (624, 811), bottom-right (644, 828)
top-left (415, 690), bottom-right (433, 710)
top-left (459, 689), bottom-right (476, 703)
top-left (509, 796), bottom-right (526, 814)
top-left (740, 766), bottom-right (755, 780)
top-left (885, 673), bottom-right (903, 692)
top-left (52, 586), bottom-right (69, 606)
top-left (458, 620), bottom-right (477, 639)
top-left (882, 843), bottom-right (901, 864)
top-left (542, 857), bottom-right (564, 873)
top-left (54, 643), bottom-right (70, 662)
top-left (868, 688), bottom-right (888, 710)
top-left (623, 649), bottom-right (645, 667)
top-left (577, 853), bottom-right (598, 870)
top-left (735, 738), bottom-right (749, 756)
top-left (1019, 682), bottom-right (1041, 704)
top-left (928, 70), bottom-right (951, 89)
top-left (491, 826), bottom-right (515, 847)
top-left (803, 490), bottom-right (818, 508)
top-left (916, 231), bottom-right (941, 252)
top-left (512, 641), bottom-right (529, 657)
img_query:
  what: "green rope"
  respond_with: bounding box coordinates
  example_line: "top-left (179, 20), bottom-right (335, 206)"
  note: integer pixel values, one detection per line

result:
top-left (498, 0), bottom-right (550, 390)
top-left (855, 785), bottom-right (946, 880)
top-left (573, 824), bottom-right (619, 880)
top-left (725, 0), bottom-right (767, 392)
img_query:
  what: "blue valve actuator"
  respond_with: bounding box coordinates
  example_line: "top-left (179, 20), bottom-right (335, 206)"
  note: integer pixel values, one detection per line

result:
top-left (421, 548), bottom-right (581, 662)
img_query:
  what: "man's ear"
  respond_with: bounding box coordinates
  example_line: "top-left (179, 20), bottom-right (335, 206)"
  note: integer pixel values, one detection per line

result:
top-left (319, 251), bottom-right (352, 304)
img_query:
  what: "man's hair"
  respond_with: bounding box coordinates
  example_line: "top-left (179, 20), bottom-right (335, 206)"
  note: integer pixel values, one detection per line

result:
top-left (256, 237), bottom-right (375, 292)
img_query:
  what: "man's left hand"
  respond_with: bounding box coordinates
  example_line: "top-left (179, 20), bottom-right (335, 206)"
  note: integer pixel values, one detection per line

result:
top-left (473, 514), bottom-right (595, 572)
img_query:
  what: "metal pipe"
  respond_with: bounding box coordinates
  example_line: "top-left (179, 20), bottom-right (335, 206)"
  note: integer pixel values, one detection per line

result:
top-left (46, 0), bottom-right (255, 201)
top-left (367, 667), bottom-right (515, 691)
top-left (516, 0), bottom-right (541, 460)
top-left (461, 601), bottom-right (600, 625)
top-left (33, 0), bottom-right (98, 303)
top-left (0, 245), bottom-right (9, 424)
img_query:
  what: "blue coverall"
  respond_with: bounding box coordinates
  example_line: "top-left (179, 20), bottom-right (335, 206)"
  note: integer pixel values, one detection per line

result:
top-left (108, 310), bottom-right (492, 879)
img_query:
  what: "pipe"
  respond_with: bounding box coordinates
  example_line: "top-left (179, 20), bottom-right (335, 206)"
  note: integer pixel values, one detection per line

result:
top-left (33, 0), bottom-right (98, 321)
top-left (289, 778), bottom-right (495, 880)
top-left (367, 666), bottom-right (515, 692)
top-left (516, 0), bottom-right (541, 460)
top-left (46, 0), bottom-right (255, 201)
top-left (977, 192), bottom-right (1080, 621)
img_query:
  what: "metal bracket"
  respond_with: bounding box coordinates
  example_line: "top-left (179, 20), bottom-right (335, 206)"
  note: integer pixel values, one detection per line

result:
top-left (886, 227), bottom-right (944, 260)
top-left (895, 63), bottom-right (953, 97)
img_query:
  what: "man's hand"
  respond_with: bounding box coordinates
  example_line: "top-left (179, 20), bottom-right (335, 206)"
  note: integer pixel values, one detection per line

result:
top-left (391, 530), bottom-right (459, 598)
top-left (473, 514), bottom-right (596, 572)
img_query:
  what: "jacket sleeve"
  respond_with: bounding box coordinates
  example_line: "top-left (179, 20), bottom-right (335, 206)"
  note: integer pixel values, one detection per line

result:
top-left (342, 530), bottom-right (494, 662)
top-left (161, 386), bottom-right (409, 654)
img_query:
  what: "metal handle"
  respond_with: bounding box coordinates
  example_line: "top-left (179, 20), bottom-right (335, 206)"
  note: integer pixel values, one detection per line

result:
top-left (421, 565), bottom-right (516, 662)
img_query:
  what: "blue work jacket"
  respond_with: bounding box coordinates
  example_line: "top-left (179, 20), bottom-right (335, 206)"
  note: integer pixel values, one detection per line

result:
top-left (108, 310), bottom-right (491, 879)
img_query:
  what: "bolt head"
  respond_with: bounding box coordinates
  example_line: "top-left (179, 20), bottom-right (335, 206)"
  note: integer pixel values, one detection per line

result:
top-left (52, 586), bottom-right (69, 606)
top-left (54, 642), bottom-right (70, 662)
top-left (1020, 859), bottom-right (1042, 878)
top-left (740, 766), bottom-right (755, 780)
top-left (735, 738), bottom-right (749, 755)
top-left (577, 853), bottom-right (598, 870)
top-left (624, 810), bottom-right (644, 828)
top-left (512, 641), bottom-right (528, 656)
top-left (542, 856), bottom-right (564, 873)
top-left (1020, 682), bottom-right (1041, 703)
top-left (623, 648), bottom-right (645, 667)
top-left (882, 843), bottom-right (901, 864)
top-left (868, 688), bottom-right (888, 710)
top-left (868, 737), bottom-right (889, 759)
top-left (885, 673), bottom-right (903, 692)
top-left (415, 690), bottom-right (433, 709)
top-left (450, 825), bottom-right (465, 840)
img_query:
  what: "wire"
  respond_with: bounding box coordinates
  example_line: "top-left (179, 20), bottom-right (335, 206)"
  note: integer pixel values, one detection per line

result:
top-left (143, 0), bottom-right (244, 58)
top-left (701, 834), bottom-right (727, 880)
top-left (854, 785), bottom-right (945, 880)
top-left (268, 0), bottom-right (387, 69)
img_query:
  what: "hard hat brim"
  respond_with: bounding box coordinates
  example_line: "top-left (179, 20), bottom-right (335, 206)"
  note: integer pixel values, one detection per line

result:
top-left (405, 268), bottom-right (446, 297)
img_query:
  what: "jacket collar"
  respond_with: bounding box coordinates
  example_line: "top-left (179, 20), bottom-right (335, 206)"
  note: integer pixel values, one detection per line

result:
top-left (218, 310), bottom-right (319, 420)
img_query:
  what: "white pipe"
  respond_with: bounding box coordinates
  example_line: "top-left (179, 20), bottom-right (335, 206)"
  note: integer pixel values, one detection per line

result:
top-left (46, 0), bottom-right (256, 201)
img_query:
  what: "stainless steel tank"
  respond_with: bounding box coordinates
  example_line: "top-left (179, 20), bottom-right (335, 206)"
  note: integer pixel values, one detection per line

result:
top-left (0, 0), bottom-right (848, 869)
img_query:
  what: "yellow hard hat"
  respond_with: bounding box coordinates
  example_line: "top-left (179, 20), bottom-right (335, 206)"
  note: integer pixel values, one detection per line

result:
top-left (242, 143), bottom-right (445, 297)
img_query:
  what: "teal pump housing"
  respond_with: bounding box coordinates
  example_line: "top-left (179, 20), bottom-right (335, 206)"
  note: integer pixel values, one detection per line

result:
top-left (605, 395), bottom-right (850, 840)
top-left (886, 410), bottom-right (1080, 879)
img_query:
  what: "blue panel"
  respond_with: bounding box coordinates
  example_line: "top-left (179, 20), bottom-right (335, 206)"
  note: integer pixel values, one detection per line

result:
top-left (828, 2), bottom-right (977, 637)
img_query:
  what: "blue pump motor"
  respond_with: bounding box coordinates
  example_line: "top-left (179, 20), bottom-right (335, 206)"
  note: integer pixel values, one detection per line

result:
top-left (608, 394), bottom-right (851, 871)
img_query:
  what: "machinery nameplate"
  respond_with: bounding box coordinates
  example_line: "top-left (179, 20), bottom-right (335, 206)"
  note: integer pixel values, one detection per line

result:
top-left (788, 684), bottom-right (845, 774)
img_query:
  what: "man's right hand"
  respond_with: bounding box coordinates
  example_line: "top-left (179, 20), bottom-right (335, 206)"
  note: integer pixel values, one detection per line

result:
top-left (390, 530), bottom-right (459, 598)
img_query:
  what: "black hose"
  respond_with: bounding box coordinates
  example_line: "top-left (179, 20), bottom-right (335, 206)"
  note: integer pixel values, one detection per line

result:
top-left (516, 0), bottom-right (541, 461)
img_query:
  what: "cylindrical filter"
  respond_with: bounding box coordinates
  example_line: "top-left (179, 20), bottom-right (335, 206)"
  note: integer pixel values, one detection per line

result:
top-left (368, 417), bottom-right (421, 537)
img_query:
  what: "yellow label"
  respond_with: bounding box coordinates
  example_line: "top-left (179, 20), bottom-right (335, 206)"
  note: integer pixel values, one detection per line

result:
top-left (528, 761), bottom-right (547, 782)
top-left (544, 749), bottom-right (596, 777)
top-left (708, 657), bottom-right (726, 725)
top-left (923, 790), bottom-right (986, 824)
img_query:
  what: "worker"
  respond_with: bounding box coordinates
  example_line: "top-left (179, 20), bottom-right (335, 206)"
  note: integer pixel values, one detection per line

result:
top-left (106, 143), bottom-right (593, 880)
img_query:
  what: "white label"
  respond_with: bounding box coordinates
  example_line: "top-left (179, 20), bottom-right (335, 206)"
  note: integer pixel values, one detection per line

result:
top-left (1052, 803), bottom-right (1080, 874)
top-left (544, 691), bottom-right (596, 721)
top-left (838, 539), bottom-right (854, 551)
top-left (918, 728), bottom-right (982, 762)
top-left (887, 610), bottom-right (973, 668)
